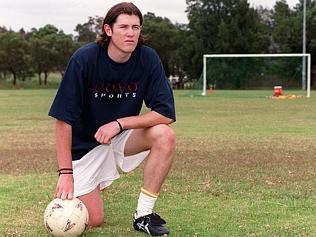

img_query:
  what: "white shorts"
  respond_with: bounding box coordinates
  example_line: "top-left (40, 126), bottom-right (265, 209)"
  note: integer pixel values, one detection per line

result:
top-left (72, 129), bottom-right (149, 197)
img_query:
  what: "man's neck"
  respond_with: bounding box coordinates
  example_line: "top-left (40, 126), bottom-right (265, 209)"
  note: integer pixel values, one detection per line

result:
top-left (107, 43), bottom-right (132, 63)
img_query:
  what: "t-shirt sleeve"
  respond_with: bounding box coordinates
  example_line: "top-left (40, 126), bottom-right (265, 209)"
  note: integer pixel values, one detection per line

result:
top-left (48, 57), bottom-right (85, 126)
top-left (144, 58), bottom-right (176, 122)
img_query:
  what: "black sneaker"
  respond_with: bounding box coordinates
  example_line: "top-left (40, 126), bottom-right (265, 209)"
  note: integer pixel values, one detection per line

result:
top-left (133, 212), bottom-right (169, 236)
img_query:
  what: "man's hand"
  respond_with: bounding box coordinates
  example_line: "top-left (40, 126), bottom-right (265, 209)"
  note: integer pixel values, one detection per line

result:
top-left (94, 121), bottom-right (121, 144)
top-left (54, 174), bottom-right (74, 200)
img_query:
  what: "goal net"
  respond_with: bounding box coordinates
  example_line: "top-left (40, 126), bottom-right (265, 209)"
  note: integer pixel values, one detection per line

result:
top-left (199, 53), bottom-right (311, 97)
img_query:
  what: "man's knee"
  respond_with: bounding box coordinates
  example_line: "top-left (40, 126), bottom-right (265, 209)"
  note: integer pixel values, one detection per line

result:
top-left (149, 124), bottom-right (176, 154)
top-left (78, 187), bottom-right (105, 228)
top-left (88, 212), bottom-right (104, 228)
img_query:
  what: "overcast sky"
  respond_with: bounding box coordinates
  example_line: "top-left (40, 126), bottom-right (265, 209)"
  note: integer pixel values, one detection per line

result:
top-left (0, 0), bottom-right (300, 35)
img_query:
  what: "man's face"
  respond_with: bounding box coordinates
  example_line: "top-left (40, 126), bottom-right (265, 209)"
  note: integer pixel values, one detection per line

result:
top-left (105, 14), bottom-right (141, 54)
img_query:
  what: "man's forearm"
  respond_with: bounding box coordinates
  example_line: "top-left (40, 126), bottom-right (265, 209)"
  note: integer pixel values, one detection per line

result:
top-left (117, 110), bottom-right (173, 130)
top-left (55, 120), bottom-right (73, 169)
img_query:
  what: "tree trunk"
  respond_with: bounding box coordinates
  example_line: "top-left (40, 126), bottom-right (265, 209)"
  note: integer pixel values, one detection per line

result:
top-left (178, 76), bottom-right (184, 89)
top-left (38, 72), bottom-right (42, 85)
top-left (44, 71), bottom-right (49, 85)
top-left (12, 72), bottom-right (16, 86)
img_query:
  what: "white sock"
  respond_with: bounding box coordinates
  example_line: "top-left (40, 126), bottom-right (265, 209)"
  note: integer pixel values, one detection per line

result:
top-left (135, 191), bottom-right (158, 218)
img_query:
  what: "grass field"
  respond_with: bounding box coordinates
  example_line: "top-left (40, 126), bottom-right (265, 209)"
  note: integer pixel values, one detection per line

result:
top-left (1, 89), bottom-right (316, 237)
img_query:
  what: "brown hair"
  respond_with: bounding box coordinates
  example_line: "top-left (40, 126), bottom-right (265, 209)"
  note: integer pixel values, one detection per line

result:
top-left (96, 2), bottom-right (144, 47)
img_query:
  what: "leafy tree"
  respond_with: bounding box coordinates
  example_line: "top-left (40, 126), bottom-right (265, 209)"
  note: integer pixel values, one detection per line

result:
top-left (0, 26), bottom-right (8, 33)
top-left (29, 25), bottom-right (59, 85)
top-left (29, 37), bottom-right (52, 85)
top-left (183, 0), bottom-right (270, 87)
top-left (29, 24), bottom-right (77, 85)
top-left (271, 0), bottom-right (300, 52)
top-left (142, 13), bottom-right (180, 78)
top-left (302, 1), bottom-right (316, 88)
top-left (271, 0), bottom-right (316, 88)
top-left (31, 24), bottom-right (60, 38)
top-left (54, 33), bottom-right (80, 77)
top-left (0, 32), bottom-right (31, 85)
top-left (175, 27), bottom-right (204, 81)
top-left (75, 16), bottom-right (103, 43)
top-left (216, 0), bottom-right (270, 53)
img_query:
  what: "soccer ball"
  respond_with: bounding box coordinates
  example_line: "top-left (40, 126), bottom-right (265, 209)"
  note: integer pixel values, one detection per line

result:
top-left (44, 198), bottom-right (89, 237)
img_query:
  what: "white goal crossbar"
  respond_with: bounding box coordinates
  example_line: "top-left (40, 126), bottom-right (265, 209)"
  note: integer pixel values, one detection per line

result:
top-left (202, 53), bottom-right (311, 97)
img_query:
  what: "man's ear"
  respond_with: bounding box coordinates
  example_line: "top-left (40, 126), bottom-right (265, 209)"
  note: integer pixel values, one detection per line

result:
top-left (104, 24), bottom-right (112, 36)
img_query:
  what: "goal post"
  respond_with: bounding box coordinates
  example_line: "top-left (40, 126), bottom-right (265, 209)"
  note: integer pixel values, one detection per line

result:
top-left (202, 53), bottom-right (311, 97)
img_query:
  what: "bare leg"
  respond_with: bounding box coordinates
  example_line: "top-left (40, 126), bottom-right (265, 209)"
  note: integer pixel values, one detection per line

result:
top-left (78, 185), bottom-right (104, 228)
top-left (124, 124), bottom-right (176, 193)
top-left (77, 124), bottom-right (175, 228)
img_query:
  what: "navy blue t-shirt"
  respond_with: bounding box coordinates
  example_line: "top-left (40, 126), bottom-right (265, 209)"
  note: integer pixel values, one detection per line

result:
top-left (49, 42), bottom-right (176, 160)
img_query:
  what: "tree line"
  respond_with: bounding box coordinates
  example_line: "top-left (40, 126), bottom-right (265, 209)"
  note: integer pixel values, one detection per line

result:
top-left (0, 0), bottom-right (315, 88)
